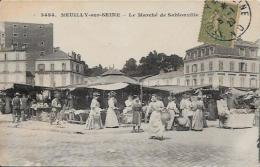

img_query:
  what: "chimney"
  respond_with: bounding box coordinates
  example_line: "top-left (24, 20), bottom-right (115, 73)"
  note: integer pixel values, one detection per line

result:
top-left (54, 47), bottom-right (60, 52)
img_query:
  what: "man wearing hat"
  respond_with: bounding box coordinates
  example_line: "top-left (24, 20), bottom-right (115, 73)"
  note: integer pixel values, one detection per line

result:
top-left (166, 95), bottom-right (179, 130)
top-left (12, 92), bottom-right (21, 123)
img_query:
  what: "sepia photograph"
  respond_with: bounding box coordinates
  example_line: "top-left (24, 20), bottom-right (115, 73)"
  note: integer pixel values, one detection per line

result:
top-left (0, 0), bottom-right (260, 166)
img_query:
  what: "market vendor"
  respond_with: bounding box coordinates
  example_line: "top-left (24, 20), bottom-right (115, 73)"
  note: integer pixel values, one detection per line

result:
top-left (217, 94), bottom-right (230, 128)
top-left (50, 95), bottom-right (62, 125)
top-left (226, 89), bottom-right (238, 110)
top-left (123, 95), bottom-right (133, 114)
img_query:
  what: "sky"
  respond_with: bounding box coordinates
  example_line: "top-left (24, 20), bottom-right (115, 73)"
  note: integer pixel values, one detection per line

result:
top-left (0, 0), bottom-right (260, 68)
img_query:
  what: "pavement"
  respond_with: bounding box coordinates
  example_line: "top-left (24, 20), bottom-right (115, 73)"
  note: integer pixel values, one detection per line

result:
top-left (0, 114), bottom-right (259, 167)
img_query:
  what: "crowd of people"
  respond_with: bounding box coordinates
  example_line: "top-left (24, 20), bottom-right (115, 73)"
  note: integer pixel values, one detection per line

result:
top-left (1, 88), bottom-right (260, 141)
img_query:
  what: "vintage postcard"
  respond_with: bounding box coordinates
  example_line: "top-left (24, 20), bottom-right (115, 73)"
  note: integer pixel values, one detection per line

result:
top-left (0, 0), bottom-right (260, 166)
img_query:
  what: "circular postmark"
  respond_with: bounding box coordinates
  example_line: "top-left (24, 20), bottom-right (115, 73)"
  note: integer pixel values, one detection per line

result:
top-left (205, 0), bottom-right (251, 42)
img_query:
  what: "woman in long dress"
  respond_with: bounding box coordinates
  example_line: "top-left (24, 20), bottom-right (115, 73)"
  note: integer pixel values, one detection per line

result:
top-left (86, 92), bottom-right (103, 130)
top-left (148, 94), bottom-right (165, 140)
top-left (180, 94), bottom-right (192, 129)
top-left (105, 91), bottom-right (119, 128)
top-left (191, 96), bottom-right (204, 131)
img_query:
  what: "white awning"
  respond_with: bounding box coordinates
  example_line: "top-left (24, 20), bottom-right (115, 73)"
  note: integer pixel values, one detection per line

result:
top-left (0, 83), bottom-right (14, 91)
top-left (89, 83), bottom-right (129, 90)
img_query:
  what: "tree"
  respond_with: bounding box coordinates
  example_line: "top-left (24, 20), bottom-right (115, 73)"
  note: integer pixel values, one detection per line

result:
top-left (122, 58), bottom-right (138, 76)
top-left (85, 64), bottom-right (108, 77)
top-left (122, 50), bottom-right (184, 76)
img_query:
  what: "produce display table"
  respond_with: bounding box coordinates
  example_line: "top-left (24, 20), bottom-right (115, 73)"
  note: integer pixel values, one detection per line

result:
top-left (224, 109), bottom-right (254, 128)
top-left (31, 107), bottom-right (51, 122)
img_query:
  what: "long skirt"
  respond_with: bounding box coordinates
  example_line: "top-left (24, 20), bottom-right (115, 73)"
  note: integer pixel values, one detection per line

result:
top-left (86, 112), bottom-right (103, 130)
top-left (132, 111), bottom-right (141, 126)
top-left (149, 111), bottom-right (164, 137)
top-left (105, 108), bottom-right (119, 128)
top-left (192, 109), bottom-right (203, 131)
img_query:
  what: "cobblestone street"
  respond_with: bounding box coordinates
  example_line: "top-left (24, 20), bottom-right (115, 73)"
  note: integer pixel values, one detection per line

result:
top-left (0, 115), bottom-right (258, 167)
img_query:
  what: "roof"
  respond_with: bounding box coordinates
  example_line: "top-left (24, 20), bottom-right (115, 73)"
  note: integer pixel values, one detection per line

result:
top-left (101, 69), bottom-right (124, 76)
top-left (36, 50), bottom-right (70, 61)
top-left (91, 75), bottom-right (138, 85)
top-left (235, 39), bottom-right (258, 47)
top-left (147, 85), bottom-right (212, 94)
top-left (187, 39), bottom-right (258, 52)
top-left (143, 70), bottom-right (184, 81)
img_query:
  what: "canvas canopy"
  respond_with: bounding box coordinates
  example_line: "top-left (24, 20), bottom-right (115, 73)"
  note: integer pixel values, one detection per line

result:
top-left (89, 82), bottom-right (129, 90)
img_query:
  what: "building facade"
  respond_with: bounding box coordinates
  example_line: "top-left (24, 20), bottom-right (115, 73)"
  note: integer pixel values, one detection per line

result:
top-left (184, 40), bottom-right (260, 88)
top-left (0, 50), bottom-right (29, 88)
top-left (35, 48), bottom-right (85, 87)
top-left (142, 69), bottom-right (185, 87)
top-left (0, 21), bottom-right (53, 72)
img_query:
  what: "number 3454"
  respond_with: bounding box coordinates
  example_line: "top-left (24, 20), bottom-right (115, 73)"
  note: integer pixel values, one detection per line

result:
top-left (41, 13), bottom-right (56, 17)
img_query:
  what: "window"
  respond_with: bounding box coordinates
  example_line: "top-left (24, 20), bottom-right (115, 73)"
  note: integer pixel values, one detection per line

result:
top-left (205, 47), bottom-right (209, 56)
top-left (39, 74), bottom-right (44, 86)
top-left (50, 74), bottom-right (55, 87)
top-left (210, 47), bottom-right (214, 55)
top-left (40, 25), bottom-right (44, 29)
top-left (51, 64), bottom-right (54, 71)
top-left (62, 74), bottom-right (67, 86)
top-left (209, 77), bottom-right (213, 84)
top-left (40, 51), bottom-right (45, 56)
top-left (251, 63), bottom-right (256, 73)
top-left (16, 52), bottom-right (19, 60)
top-left (209, 61), bottom-right (213, 71)
top-left (192, 79), bottom-right (197, 86)
top-left (200, 78), bottom-right (204, 85)
top-left (13, 24), bottom-right (17, 28)
top-left (239, 48), bottom-right (246, 56)
top-left (23, 25), bottom-right (28, 28)
top-left (240, 77), bottom-right (245, 87)
top-left (219, 61), bottom-right (224, 71)
top-left (40, 41), bottom-right (45, 47)
top-left (13, 33), bottom-right (18, 37)
top-left (1, 33), bottom-right (4, 37)
top-left (250, 48), bottom-right (256, 57)
top-left (76, 64), bottom-right (80, 73)
top-left (201, 49), bottom-right (205, 56)
top-left (23, 33), bottom-right (27, 37)
top-left (229, 76), bottom-right (235, 87)
top-left (4, 53), bottom-right (7, 61)
top-left (230, 61), bottom-right (234, 71)
top-left (16, 62), bottom-right (20, 71)
top-left (192, 64), bottom-right (198, 73)
top-left (186, 79), bottom-right (190, 86)
top-left (200, 63), bottom-right (204, 71)
top-left (250, 78), bottom-right (257, 88)
top-left (4, 62), bottom-right (8, 72)
top-left (13, 43), bottom-right (18, 47)
top-left (239, 62), bottom-right (247, 72)
top-left (185, 65), bottom-right (190, 73)
top-left (218, 76), bottom-right (224, 86)
top-left (198, 50), bottom-right (201, 57)
top-left (23, 43), bottom-right (29, 48)
top-left (38, 64), bottom-right (45, 72)
top-left (62, 63), bottom-right (66, 71)
top-left (177, 78), bottom-right (180, 85)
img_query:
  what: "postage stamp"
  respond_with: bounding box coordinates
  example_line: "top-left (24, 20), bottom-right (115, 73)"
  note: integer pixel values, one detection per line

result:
top-left (198, 0), bottom-right (251, 47)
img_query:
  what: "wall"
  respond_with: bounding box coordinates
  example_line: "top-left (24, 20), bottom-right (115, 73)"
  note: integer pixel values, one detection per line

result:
top-left (0, 51), bottom-right (27, 84)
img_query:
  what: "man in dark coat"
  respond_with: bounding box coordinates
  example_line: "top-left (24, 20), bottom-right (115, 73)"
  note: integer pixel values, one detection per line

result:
top-left (12, 93), bottom-right (21, 123)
